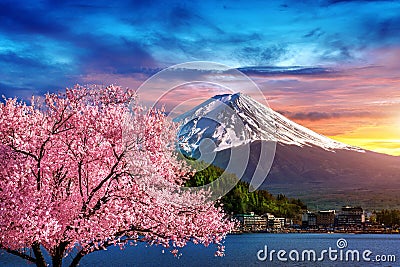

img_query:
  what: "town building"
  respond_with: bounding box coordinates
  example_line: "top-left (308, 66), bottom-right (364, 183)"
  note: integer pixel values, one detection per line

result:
top-left (234, 212), bottom-right (267, 231)
top-left (317, 210), bottom-right (336, 228)
top-left (264, 213), bottom-right (286, 229)
top-left (337, 206), bottom-right (365, 227)
top-left (302, 211), bottom-right (317, 228)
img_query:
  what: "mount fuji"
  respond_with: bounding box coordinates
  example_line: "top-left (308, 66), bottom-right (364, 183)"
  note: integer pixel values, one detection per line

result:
top-left (174, 93), bottom-right (400, 209)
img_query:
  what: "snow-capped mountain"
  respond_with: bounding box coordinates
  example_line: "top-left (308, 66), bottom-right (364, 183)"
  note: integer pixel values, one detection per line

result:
top-left (174, 92), bottom-right (363, 158)
top-left (174, 93), bottom-right (400, 210)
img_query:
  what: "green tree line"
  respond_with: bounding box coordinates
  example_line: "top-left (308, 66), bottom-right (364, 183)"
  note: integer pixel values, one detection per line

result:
top-left (376, 209), bottom-right (400, 226)
top-left (185, 160), bottom-right (307, 219)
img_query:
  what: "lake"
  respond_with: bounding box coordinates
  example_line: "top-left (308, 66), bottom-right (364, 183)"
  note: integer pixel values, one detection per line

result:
top-left (1, 234), bottom-right (399, 266)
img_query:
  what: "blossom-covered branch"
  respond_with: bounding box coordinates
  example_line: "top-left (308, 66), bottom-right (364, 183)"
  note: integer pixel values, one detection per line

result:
top-left (0, 85), bottom-right (233, 267)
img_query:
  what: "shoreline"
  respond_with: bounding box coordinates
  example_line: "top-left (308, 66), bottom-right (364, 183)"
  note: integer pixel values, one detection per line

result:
top-left (230, 229), bottom-right (400, 235)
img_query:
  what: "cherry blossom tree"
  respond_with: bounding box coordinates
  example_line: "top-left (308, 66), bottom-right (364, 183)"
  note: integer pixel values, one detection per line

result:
top-left (0, 85), bottom-right (233, 267)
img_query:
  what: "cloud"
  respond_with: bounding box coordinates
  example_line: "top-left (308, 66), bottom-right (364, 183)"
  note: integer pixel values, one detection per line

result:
top-left (0, 49), bottom-right (78, 98)
top-left (168, 5), bottom-right (198, 28)
top-left (360, 15), bottom-right (400, 44)
top-left (277, 110), bottom-right (373, 121)
top-left (0, 52), bottom-right (47, 68)
top-left (327, 0), bottom-right (396, 5)
top-left (238, 66), bottom-right (336, 76)
top-left (0, 1), bottom-right (68, 37)
top-left (0, 82), bottom-right (41, 100)
top-left (235, 45), bottom-right (289, 66)
top-left (303, 28), bottom-right (325, 38)
top-left (75, 36), bottom-right (156, 74)
top-left (0, 0), bottom-right (400, 97)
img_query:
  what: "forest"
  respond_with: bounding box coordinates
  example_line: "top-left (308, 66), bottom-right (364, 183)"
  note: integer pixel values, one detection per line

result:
top-left (185, 160), bottom-right (307, 219)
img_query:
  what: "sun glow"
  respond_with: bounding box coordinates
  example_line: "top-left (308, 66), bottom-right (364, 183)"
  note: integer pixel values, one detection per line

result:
top-left (327, 121), bottom-right (400, 156)
top-left (331, 137), bottom-right (400, 156)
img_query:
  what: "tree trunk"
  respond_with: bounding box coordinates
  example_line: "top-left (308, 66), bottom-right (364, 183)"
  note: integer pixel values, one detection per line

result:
top-left (52, 242), bottom-right (68, 267)
top-left (32, 242), bottom-right (47, 267)
top-left (52, 255), bottom-right (62, 267)
top-left (69, 250), bottom-right (85, 267)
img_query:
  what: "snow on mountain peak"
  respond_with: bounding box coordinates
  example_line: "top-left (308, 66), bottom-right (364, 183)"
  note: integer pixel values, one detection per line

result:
top-left (212, 92), bottom-right (241, 102)
top-left (174, 93), bottom-right (364, 157)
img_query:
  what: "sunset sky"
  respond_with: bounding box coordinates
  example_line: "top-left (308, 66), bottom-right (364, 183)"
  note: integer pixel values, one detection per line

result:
top-left (1, 0), bottom-right (399, 155)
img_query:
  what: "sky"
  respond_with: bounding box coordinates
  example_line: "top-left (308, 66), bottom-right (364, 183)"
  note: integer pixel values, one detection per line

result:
top-left (0, 0), bottom-right (399, 155)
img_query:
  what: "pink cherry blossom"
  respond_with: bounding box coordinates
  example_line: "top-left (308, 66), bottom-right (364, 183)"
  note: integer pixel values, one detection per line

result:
top-left (0, 85), bottom-right (234, 267)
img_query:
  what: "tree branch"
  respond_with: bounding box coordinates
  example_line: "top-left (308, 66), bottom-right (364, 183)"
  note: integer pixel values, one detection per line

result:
top-left (51, 241), bottom-right (69, 267)
top-left (31, 241), bottom-right (47, 267)
top-left (0, 244), bottom-right (37, 263)
top-left (78, 161), bottom-right (84, 198)
top-left (68, 249), bottom-right (85, 267)
top-left (7, 145), bottom-right (39, 161)
top-left (85, 150), bottom-right (124, 208)
top-left (36, 136), bottom-right (51, 191)
top-left (68, 225), bottom-right (170, 267)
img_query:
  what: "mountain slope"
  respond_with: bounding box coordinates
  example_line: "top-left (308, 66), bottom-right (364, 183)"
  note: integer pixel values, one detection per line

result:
top-left (175, 93), bottom-right (363, 154)
top-left (174, 93), bottom-right (400, 209)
